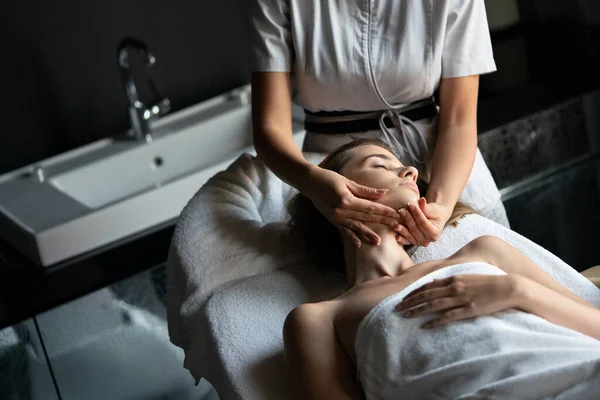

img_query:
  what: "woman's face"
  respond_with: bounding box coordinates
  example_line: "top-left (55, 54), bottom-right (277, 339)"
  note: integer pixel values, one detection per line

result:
top-left (341, 145), bottom-right (420, 209)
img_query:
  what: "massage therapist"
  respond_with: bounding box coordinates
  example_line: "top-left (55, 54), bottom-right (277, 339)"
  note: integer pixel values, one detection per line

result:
top-left (250, 0), bottom-right (508, 247)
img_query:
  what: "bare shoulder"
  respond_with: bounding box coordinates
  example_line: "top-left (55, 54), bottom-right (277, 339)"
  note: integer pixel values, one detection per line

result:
top-left (450, 235), bottom-right (513, 265)
top-left (282, 301), bottom-right (363, 399)
top-left (450, 235), bottom-right (544, 278)
top-left (452, 235), bottom-right (595, 310)
top-left (464, 235), bottom-right (511, 251)
top-left (283, 302), bottom-right (335, 338)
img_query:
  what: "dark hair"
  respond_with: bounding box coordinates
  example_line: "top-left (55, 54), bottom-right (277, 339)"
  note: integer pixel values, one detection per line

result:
top-left (288, 138), bottom-right (476, 273)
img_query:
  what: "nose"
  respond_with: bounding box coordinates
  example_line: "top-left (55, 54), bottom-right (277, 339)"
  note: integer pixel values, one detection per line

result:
top-left (398, 166), bottom-right (418, 181)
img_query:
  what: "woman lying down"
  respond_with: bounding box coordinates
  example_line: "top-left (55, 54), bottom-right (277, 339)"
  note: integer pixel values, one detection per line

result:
top-left (284, 139), bottom-right (600, 400)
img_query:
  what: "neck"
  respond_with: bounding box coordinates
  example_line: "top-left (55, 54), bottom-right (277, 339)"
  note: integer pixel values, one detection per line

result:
top-left (343, 223), bottom-right (415, 288)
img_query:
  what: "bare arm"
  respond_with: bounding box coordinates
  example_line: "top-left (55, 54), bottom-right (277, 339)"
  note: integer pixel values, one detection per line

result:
top-left (472, 236), bottom-right (600, 340)
top-left (397, 236), bottom-right (600, 339)
top-left (426, 76), bottom-right (479, 211)
top-left (396, 76), bottom-right (480, 247)
top-left (251, 71), bottom-right (313, 190)
top-left (252, 71), bottom-right (401, 245)
top-left (516, 276), bottom-right (600, 341)
top-left (283, 304), bottom-right (362, 400)
top-left (468, 236), bottom-right (597, 310)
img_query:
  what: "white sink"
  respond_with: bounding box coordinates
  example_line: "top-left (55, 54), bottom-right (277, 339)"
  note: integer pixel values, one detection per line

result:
top-left (0, 85), bottom-right (307, 266)
top-left (49, 105), bottom-right (254, 209)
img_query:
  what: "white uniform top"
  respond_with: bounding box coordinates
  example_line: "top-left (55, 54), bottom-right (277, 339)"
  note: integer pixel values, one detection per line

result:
top-left (250, 0), bottom-right (496, 112)
top-left (250, 0), bottom-right (509, 227)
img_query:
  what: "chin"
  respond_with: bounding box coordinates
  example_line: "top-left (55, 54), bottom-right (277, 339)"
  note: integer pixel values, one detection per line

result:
top-left (377, 191), bottom-right (419, 209)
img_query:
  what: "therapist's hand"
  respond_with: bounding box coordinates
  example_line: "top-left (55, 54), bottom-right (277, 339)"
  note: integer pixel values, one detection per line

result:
top-left (301, 167), bottom-right (401, 247)
top-left (394, 198), bottom-right (451, 247)
top-left (394, 274), bottom-right (519, 329)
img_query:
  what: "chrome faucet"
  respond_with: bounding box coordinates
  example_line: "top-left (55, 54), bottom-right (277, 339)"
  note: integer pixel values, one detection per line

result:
top-left (117, 37), bottom-right (171, 143)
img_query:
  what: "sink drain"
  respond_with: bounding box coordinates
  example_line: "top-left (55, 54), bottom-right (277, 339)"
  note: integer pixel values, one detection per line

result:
top-left (152, 156), bottom-right (164, 168)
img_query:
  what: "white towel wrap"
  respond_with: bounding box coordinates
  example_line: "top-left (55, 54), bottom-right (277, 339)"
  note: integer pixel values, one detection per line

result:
top-left (356, 261), bottom-right (600, 400)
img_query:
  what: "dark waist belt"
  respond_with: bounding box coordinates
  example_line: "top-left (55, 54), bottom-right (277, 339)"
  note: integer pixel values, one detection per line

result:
top-left (304, 101), bottom-right (438, 135)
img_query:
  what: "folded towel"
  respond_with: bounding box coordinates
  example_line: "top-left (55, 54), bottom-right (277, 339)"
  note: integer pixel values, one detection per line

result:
top-left (356, 261), bottom-right (600, 400)
top-left (166, 152), bottom-right (600, 399)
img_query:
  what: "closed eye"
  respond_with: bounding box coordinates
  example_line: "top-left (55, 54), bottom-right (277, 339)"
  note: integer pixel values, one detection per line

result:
top-left (372, 163), bottom-right (402, 170)
top-left (374, 164), bottom-right (389, 170)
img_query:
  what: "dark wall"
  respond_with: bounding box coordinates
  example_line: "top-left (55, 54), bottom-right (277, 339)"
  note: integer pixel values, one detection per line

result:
top-left (1, 0), bottom-right (598, 175)
top-left (0, 0), bottom-right (251, 174)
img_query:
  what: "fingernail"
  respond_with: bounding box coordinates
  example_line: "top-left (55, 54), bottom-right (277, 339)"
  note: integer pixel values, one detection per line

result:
top-left (399, 209), bottom-right (406, 216)
top-left (355, 241), bottom-right (361, 248)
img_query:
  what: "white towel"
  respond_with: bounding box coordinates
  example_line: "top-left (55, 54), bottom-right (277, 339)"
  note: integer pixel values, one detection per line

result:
top-left (166, 152), bottom-right (600, 399)
top-left (356, 261), bottom-right (600, 400)
top-left (165, 153), bottom-right (326, 380)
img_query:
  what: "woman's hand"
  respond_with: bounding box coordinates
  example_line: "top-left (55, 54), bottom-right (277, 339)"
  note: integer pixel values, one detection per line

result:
top-left (394, 274), bottom-right (519, 329)
top-left (301, 166), bottom-right (401, 247)
top-left (394, 198), bottom-right (451, 247)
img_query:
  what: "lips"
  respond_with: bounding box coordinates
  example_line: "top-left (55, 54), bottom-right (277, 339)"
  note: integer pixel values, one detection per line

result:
top-left (400, 179), bottom-right (419, 194)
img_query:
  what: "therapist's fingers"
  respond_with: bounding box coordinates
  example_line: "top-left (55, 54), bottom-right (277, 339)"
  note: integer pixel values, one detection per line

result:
top-left (334, 208), bottom-right (399, 229)
top-left (344, 193), bottom-right (401, 219)
top-left (342, 227), bottom-right (362, 248)
top-left (394, 225), bottom-right (417, 246)
top-left (400, 207), bottom-right (429, 246)
top-left (348, 182), bottom-right (389, 200)
top-left (333, 217), bottom-right (381, 246)
top-left (396, 236), bottom-right (412, 246)
top-left (407, 203), bottom-right (439, 242)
